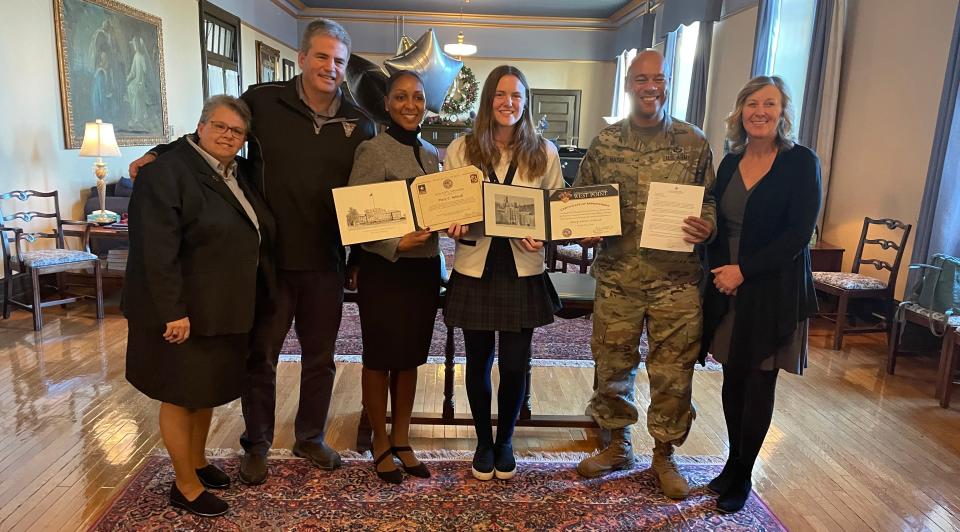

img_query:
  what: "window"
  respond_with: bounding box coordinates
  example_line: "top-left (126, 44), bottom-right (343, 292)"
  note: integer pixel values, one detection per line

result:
top-left (669, 21), bottom-right (700, 121)
top-left (764, 0), bottom-right (817, 126)
top-left (202, 4), bottom-right (241, 98)
top-left (605, 48), bottom-right (638, 124)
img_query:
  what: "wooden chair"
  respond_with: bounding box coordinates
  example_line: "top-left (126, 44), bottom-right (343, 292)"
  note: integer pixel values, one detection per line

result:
top-left (813, 217), bottom-right (911, 350)
top-left (887, 302), bottom-right (959, 375)
top-left (937, 327), bottom-right (959, 408)
top-left (1, 190), bottom-right (104, 330)
top-left (548, 241), bottom-right (595, 273)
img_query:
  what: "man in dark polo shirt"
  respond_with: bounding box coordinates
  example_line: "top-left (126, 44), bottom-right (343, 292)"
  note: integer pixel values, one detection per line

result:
top-left (129, 19), bottom-right (376, 484)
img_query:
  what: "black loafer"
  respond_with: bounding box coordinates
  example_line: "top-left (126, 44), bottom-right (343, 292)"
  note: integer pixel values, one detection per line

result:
top-left (716, 478), bottom-right (752, 514)
top-left (472, 445), bottom-right (495, 481)
top-left (392, 446), bottom-right (431, 478)
top-left (196, 464), bottom-right (230, 489)
top-left (293, 440), bottom-right (342, 470)
top-left (706, 460), bottom-right (735, 495)
top-left (493, 442), bottom-right (516, 480)
top-left (170, 484), bottom-right (229, 517)
top-left (239, 453), bottom-right (268, 485)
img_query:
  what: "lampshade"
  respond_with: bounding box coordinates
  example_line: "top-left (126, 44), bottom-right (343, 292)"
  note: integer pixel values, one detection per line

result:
top-left (443, 31), bottom-right (477, 57)
top-left (79, 119), bottom-right (121, 157)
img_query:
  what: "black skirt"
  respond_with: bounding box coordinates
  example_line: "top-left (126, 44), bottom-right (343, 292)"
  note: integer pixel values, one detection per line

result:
top-left (357, 253), bottom-right (442, 370)
top-left (443, 238), bottom-right (561, 332)
top-left (125, 322), bottom-right (249, 409)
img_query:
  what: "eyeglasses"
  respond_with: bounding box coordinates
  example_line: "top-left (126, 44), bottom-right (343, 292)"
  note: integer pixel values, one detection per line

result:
top-left (206, 120), bottom-right (246, 138)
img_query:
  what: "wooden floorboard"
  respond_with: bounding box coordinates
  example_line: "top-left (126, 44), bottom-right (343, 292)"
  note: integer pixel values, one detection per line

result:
top-left (0, 304), bottom-right (957, 531)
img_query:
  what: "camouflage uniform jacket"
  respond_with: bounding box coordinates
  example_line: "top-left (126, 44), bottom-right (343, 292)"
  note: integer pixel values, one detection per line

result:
top-left (576, 115), bottom-right (717, 285)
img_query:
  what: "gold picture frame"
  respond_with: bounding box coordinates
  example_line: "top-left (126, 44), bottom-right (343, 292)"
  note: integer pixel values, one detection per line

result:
top-left (256, 41), bottom-right (280, 83)
top-left (53, 0), bottom-right (169, 149)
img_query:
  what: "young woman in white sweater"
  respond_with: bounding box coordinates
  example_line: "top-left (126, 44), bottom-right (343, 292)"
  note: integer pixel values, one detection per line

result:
top-left (443, 65), bottom-right (563, 481)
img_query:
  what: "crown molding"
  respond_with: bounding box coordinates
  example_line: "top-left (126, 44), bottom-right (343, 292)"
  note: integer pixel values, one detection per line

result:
top-left (282, 1), bottom-right (663, 31)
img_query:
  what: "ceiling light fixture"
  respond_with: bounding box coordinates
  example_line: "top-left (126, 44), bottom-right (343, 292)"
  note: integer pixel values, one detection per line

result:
top-left (443, 0), bottom-right (477, 57)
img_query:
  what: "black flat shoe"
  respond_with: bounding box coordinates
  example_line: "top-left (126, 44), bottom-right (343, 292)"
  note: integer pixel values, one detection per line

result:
top-left (493, 442), bottom-right (516, 480)
top-left (716, 478), bottom-right (752, 514)
top-left (472, 445), bottom-right (495, 481)
top-left (392, 446), bottom-right (431, 478)
top-left (196, 464), bottom-right (231, 489)
top-left (373, 449), bottom-right (403, 484)
top-left (706, 460), bottom-right (735, 495)
top-left (170, 484), bottom-right (229, 517)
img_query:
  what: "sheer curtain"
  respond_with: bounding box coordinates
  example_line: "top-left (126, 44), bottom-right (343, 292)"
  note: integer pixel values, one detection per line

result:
top-left (605, 48), bottom-right (638, 125)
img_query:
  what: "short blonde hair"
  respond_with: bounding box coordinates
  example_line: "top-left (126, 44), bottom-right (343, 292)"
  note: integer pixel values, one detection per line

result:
top-left (725, 75), bottom-right (795, 154)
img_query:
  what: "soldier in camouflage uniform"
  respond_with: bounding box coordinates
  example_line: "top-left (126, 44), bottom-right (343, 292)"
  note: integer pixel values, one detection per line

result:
top-left (575, 50), bottom-right (716, 500)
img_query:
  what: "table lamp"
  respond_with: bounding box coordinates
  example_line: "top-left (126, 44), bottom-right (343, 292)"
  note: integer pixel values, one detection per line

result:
top-left (80, 119), bottom-right (122, 223)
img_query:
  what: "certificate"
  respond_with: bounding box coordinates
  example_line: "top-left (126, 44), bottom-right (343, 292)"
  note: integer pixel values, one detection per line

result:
top-left (548, 184), bottom-right (621, 240)
top-left (332, 180), bottom-right (415, 245)
top-left (483, 183), bottom-right (622, 241)
top-left (409, 165), bottom-right (484, 230)
top-left (638, 182), bottom-right (705, 252)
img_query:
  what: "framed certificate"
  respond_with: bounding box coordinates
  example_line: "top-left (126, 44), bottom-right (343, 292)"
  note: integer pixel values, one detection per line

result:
top-left (332, 180), bottom-right (416, 245)
top-left (409, 165), bottom-right (484, 230)
top-left (483, 183), bottom-right (621, 241)
top-left (548, 184), bottom-right (621, 240)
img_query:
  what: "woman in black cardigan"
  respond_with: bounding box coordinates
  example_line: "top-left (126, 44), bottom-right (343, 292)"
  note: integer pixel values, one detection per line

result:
top-left (701, 76), bottom-right (821, 514)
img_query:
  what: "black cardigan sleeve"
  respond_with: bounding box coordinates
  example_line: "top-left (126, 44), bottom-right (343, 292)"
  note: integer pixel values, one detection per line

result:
top-left (738, 148), bottom-right (822, 279)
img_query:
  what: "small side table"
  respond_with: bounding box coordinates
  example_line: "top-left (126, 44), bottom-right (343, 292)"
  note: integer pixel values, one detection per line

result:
top-left (810, 241), bottom-right (844, 272)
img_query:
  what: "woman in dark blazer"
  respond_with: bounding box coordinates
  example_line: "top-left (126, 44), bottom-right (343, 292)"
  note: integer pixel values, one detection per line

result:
top-left (700, 76), bottom-right (821, 514)
top-left (123, 96), bottom-right (275, 517)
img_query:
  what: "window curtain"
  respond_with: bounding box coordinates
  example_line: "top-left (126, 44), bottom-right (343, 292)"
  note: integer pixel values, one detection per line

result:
top-left (911, 1), bottom-right (960, 266)
top-left (605, 48), bottom-right (638, 124)
top-left (798, 0), bottom-right (846, 230)
top-left (685, 21), bottom-right (715, 128)
top-left (751, 0), bottom-right (779, 76)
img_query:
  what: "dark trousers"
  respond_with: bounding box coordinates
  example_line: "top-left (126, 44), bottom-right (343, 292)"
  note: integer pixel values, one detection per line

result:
top-left (462, 329), bottom-right (533, 447)
top-left (240, 270), bottom-right (344, 455)
top-left (720, 365), bottom-right (780, 478)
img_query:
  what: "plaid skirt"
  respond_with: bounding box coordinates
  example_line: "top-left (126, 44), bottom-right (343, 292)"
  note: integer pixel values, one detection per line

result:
top-left (443, 238), bottom-right (561, 332)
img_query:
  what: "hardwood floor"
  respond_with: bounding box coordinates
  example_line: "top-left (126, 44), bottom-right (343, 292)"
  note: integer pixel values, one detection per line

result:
top-left (0, 305), bottom-right (957, 531)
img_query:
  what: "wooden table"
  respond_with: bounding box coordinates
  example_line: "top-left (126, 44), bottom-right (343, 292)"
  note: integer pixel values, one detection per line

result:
top-left (61, 225), bottom-right (128, 309)
top-left (356, 272), bottom-right (598, 451)
top-left (810, 241), bottom-right (844, 272)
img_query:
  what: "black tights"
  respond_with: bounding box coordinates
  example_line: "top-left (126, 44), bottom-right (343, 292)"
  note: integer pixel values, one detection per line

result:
top-left (462, 329), bottom-right (533, 447)
top-left (721, 366), bottom-right (780, 478)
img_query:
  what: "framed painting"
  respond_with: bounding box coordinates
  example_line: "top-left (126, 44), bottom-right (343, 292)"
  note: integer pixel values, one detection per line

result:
top-left (282, 58), bottom-right (296, 81)
top-left (256, 41), bottom-right (280, 83)
top-left (54, 0), bottom-right (169, 148)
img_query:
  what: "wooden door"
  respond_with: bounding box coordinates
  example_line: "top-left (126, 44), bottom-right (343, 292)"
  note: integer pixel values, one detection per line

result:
top-left (530, 89), bottom-right (582, 146)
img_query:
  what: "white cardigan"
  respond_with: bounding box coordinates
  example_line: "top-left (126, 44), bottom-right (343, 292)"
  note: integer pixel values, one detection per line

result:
top-left (443, 136), bottom-right (564, 278)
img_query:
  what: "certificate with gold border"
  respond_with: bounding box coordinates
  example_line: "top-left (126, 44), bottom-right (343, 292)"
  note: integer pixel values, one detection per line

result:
top-left (548, 184), bottom-right (621, 240)
top-left (409, 165), bottom-right (484, 230)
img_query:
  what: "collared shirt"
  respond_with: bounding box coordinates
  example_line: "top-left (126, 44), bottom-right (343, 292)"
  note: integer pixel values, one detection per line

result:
top-left (296, 74), bottom-right (343, 131)
top-left (186, 136), bottom-right (260, 238)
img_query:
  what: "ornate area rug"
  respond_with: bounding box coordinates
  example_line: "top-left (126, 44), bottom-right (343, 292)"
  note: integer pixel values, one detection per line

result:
top-left (280, 305), bottom-right (721, 370)
top-left (90, 451), bottom-right (783, 531)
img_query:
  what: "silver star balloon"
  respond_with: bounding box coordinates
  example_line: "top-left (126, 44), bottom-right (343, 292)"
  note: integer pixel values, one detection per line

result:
top-left (384, 29), bottom-right (463, 113)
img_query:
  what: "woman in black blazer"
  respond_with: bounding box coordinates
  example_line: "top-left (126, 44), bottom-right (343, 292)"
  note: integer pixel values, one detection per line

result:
top-left (700, 76), bottom-right (821, 514)
top-left (123, 96), bottom-right (275, 517)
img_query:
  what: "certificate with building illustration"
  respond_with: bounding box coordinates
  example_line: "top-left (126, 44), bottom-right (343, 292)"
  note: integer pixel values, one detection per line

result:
top-left (409, 165), bottom-right (484, 230)
top-left (333, 180), bottom-right (416, 245)
top-left (638, 182), bottom-right (705, 252)
top-left (482, 182), bottom-right (622, 241)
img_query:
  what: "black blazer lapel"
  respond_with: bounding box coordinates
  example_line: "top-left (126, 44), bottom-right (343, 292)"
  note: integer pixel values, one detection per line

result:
top-left (182, 146), bottom-right (258, 233)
